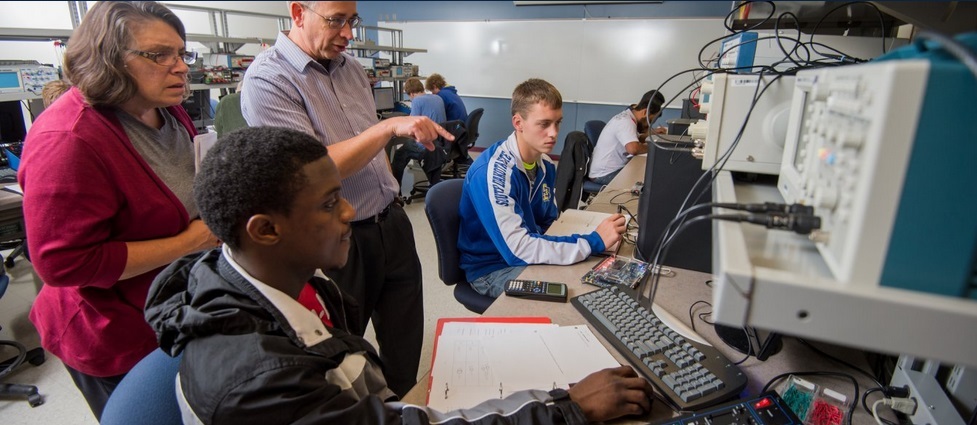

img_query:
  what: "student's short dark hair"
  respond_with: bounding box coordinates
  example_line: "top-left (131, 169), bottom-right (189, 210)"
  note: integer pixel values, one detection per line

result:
top-left (64, 1), bottom-right (188, 107)
top-left (635, 90), bottom-right (666, 114)
top-left (194, 127), bottom-right (328, 249)
top-left (511, 78), bottom-right (562, 117)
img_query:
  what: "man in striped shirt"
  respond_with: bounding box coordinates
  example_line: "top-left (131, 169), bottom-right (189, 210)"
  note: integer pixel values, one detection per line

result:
top-left (241, 1), bottom-right (452, 397)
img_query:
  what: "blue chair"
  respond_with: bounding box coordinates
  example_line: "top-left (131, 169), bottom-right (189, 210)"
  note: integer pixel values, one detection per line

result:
top-left (424, 179), bottom-right (494, 314)
top-left (100, 348), bottom-right (183, 425)
top-left (583, 120), bottom-right (606, 154)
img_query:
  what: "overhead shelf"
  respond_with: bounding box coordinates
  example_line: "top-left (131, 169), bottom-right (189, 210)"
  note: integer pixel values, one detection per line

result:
top-left (185, 33), bottom-right (267, 46)
top-left (0, 27), bottom-right (73, 42)
top-left (348, 41), bottom-right (426, 56)
top-left (0, 28), bottom-right (269, 52)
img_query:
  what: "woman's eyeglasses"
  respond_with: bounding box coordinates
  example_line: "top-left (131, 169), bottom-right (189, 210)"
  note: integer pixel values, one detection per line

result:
top-left (129, 50), bottom-right (198, 67)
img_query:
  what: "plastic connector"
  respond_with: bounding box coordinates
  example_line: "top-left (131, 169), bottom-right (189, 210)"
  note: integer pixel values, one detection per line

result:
top-left (886, 397), bottom-right (918, 415)
top-left (882, 385), bottom-right (910, 399)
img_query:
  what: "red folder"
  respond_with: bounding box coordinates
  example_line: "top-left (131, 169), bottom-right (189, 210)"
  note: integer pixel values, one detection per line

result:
top-left (424, 316), bottom-right (552, 405)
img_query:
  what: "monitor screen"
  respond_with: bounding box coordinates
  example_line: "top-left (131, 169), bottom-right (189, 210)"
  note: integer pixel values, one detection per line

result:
top-left (373, 87), bottom-right (395, 112)
top-left (0, 71), bottom-right (21, 91)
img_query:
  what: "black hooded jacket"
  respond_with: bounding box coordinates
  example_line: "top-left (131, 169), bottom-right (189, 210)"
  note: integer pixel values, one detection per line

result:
top-left (145, 249), bottom-right (589, 424)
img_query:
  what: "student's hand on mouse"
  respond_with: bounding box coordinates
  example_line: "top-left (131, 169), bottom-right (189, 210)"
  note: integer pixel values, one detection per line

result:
top-left (568, 365), bottom-right (655, 422)
top-left (387, 116), bottom-right (455, 151)
top-left (595, 214), bottom-right (626, 250)
top-left (653, 126), bottom-right (667, 135)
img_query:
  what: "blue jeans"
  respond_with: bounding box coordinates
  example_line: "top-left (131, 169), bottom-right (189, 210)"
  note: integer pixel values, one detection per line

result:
top-left (590, 168), bottom-right (621, 186)
top-left (391, 141), bottom-right (428, 186)
top-left (469, 266), bottom-right (527, 299)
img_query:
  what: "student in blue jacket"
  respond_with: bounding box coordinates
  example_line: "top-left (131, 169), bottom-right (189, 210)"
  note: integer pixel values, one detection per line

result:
top-left (458, 79), bottom-right (627, 298)
top-left (426, 73), bottom-right (469, 122)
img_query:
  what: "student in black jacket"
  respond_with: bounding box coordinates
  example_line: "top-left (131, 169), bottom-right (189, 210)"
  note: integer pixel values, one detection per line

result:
top-left (145, 126), bottom-right (653, 424)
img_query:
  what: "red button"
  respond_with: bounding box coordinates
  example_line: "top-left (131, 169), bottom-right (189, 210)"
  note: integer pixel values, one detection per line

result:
top-left (754, 397), bottom-right (772, 409)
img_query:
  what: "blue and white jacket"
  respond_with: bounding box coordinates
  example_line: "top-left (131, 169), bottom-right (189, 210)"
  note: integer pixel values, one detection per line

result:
top-left (459, 133), bottom-right (606, 282)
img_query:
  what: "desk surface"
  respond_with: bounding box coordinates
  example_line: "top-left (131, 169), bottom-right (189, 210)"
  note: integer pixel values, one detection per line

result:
top-left (404, 156), bottom-right (880, 425)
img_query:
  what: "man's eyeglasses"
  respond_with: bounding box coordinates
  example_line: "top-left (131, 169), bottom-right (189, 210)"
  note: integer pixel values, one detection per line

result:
top-left (302, 5), bottom-right (362, 30)
top-left (129, 50), bottom-right (198, 67)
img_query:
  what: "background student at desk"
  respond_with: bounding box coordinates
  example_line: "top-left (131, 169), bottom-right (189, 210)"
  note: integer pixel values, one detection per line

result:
top-left (589, 90), bottom-right (666, 186)
top-left (458, 78), bottom-right (626, 298)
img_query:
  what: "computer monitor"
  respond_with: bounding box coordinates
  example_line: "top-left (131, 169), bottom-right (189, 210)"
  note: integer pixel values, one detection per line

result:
top-left (633, 145), bottom-right (712, 274)
top-left (373, 87), bottom-right (395, 112)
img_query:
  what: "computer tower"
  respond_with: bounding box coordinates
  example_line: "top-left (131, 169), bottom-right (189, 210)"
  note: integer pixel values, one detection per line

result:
top-left (634, 147), bottom-right (712, 273)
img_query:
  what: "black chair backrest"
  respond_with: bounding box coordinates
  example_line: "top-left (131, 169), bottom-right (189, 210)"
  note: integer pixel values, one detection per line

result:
top-left (583, 120), bottom-right (606, 153)
top-left (424, 179), bottom-right (466, 286)
top-left (464, 108), bottom-right (484, 150)
top-left (438, 120), bottom-right (468, 169)
top-left (553, 131), bottom-right (590, 212)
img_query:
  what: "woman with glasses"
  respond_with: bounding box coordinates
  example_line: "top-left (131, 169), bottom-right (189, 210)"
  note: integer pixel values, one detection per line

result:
top-left (17, 2), bottom-right (219, 419)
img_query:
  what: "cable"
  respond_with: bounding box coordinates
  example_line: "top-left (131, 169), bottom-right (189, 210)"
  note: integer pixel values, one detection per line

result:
top-left (655, 71), bottom-right (785, 263)
top-left (809, 2), bottom-right (887, 59)
top-left (797, 339), bottom-right (883, 388)
top-left (916, 30), bottom-right (977, 83)
top-left (20, 100), bottom-right (36, 121)
top-left (646, 210), bottom-right (820, 303)
top-left (861, 387), bottom-right (898, 425)
top-left (688, 300), bottom-right (711, 332)
top-left (871, 399), bottom-right (888, 425)
top-left (723, 1), bottom-right (776, 33)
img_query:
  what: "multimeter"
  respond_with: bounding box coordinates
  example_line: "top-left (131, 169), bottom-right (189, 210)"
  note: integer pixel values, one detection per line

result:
top-left (504, 279), bottom-right (568, 303)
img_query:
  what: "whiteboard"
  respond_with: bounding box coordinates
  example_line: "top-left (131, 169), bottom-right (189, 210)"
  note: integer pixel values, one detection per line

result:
top-left (383, 18), bottom-right (726, 106)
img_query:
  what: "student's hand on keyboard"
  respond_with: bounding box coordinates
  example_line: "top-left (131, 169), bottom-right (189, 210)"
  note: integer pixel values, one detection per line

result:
top-left (569, 365), bottom-right (654, 422)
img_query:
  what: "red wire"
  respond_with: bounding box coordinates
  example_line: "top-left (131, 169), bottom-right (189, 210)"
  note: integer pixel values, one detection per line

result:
top-left (689, 87), bottom-right (701, 108)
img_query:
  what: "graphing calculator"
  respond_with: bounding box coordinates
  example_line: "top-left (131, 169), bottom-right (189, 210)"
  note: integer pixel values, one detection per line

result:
top-left (504, 279), bottom-right (568, 303)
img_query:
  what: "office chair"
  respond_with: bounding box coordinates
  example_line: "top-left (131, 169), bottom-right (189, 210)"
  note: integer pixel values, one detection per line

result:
top-left (0, 268), bottom-right (45, 407)
top-left (443, 108), bottom-right (484, 179)
top-left (424, 179), bottom-right (494, 314)
top-left (100, 348), bottom-right (183, 425)
top-left (583, 120), bottom-right (606, 154)
top-left (554, 131), bottom-right (603, 211)
top-left (580, 122), bottom-right (607, 202)
top-left (407, 120), bottom-right (467, 204)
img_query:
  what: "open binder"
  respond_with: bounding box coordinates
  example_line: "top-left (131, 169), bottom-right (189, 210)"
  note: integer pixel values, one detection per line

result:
top-left (425, 317), bottom-right (620, 412)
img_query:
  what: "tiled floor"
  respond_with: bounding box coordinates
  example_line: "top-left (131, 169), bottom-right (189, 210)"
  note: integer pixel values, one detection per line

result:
top-left (0, 193), bottom-right (476, 423)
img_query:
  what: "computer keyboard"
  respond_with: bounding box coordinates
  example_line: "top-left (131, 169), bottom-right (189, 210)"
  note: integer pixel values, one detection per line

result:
top-left (572, 285), bottom-right (748, 411)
